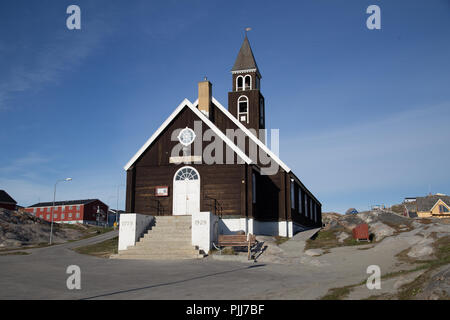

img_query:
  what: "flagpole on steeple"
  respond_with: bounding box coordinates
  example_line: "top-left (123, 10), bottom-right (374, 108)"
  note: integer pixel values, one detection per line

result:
top-left (245, 27), bottom-right (252, 38)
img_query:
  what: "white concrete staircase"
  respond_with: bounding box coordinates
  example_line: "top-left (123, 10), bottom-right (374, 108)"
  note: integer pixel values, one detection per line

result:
top-left (114, 216), bottom-right (204, 260)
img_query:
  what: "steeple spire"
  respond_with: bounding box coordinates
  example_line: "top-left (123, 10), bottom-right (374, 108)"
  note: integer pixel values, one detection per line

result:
top-left (228, 34), bottom-right (265, 132)
top-left (231, 35), bottom-right (261, 78)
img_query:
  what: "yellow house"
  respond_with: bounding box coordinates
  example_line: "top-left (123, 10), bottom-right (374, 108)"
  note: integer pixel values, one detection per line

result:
top-left (408, 195), bottom-right (450, 218)
top-left (428, 198), bottom-right (450, 218)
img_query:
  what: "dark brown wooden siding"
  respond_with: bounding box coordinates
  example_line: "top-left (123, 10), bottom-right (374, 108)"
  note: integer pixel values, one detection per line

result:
top-left (125, 105), bottom-right (247, 217)
top-left (130, 164), bottom-right (243, 216)
top-left (124, 101), bottom-right (321, 227)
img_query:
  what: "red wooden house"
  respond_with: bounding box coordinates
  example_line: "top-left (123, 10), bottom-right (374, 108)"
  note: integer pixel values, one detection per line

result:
top-left (25, 199), bottom-right (108, 225)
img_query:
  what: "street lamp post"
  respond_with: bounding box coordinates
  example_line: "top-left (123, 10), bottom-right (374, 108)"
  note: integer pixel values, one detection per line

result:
top-left (49, 178), bottom-right (72, 245)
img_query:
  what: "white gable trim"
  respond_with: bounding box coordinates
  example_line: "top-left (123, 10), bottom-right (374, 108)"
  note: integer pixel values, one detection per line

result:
top-left (187, 101), bottom-right (252, 165)
top-left (124, 99), bottom-right (190, 171)
top-left (123, 99), bottom-right (252, 171)
top-left (193, 97), bottom-right (291, 173)
top-left (430, 199), bottom-right (450, 213)
top-left (232, 68), bottom-right (257, 74)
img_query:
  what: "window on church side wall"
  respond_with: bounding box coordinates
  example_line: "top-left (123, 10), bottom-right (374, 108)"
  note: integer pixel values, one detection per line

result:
top-left (259, 98), bottom-right (264, 127)
top-left (298, 189), bottom-right (303, 215)
top-left (238, 95), bottom-right (249, 123)
top-left (291, 182), bottom-right (295, 210)
top-left (303, 193), bottom-right (309, 218)
top-left (252, 173), bottom-right (256, 204)
top-left (244, 75), bottom-right (251, 90)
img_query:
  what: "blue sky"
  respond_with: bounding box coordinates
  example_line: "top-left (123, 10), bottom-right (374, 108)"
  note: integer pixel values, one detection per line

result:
top-left (0, 0), bottom-right (449, 213)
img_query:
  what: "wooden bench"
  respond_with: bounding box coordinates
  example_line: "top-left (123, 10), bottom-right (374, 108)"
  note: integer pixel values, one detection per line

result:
top-left (215, 234), bottom-right (257, 260)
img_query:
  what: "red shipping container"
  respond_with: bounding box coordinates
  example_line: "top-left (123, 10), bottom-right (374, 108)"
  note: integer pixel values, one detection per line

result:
top-left (352, 223), bottom-right (369, 241)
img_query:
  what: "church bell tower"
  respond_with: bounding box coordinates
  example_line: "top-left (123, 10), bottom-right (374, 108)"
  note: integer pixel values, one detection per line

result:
top-left (228, 35), bottom-right (265, 133)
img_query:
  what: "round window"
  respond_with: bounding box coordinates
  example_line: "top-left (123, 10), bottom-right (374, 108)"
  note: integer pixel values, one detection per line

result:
top-left (177, 127), bottom-right (196, 146)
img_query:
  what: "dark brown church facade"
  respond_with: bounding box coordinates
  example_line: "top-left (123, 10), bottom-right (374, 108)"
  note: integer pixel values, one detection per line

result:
top-left (124, 36), bottom-right (321, 237)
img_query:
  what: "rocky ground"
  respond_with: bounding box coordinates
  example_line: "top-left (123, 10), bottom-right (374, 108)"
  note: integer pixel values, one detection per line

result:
top-left (214, 210), bottom-right (450, 299)
top-left (0, 208), bottom-right (107, 250)
top-left (322, 209), bottom-right (414, 242)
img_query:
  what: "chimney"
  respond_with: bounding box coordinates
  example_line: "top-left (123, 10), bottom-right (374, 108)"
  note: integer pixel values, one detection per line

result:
top-left (198, 77), bottom-right (212, 118)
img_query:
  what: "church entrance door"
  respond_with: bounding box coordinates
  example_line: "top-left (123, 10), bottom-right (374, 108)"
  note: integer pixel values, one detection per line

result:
top-left (173, 166), bottom-right (200, 215)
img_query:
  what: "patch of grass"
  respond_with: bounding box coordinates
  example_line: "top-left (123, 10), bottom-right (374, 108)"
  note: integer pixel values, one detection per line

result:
top-left (274, 236), bottom-right (289, 245)
top-left (73, 237), bottom-right (118, 258)
top-left (395, 248), bottom-right (427, 265)
top-left (209, 246), bottom-right (249, 256)
top-left (305, 229), bottom-right (339, 250)
top-left (0, 251), bottom-right (30, 256)
top-left (321, 286), bottom-right (353, 300)
top-left (396, 272), bottom-right (430, 300)
top-left (417, 219), bottom-right (433, 225)
top-left (357, 245), bottom-right (375, 250)
top-left (0, 242), bottom-right (54, 252)
top-left (390, 204), bottom-right (405, 215)
top-left (381, 220), bottom-right (413, 234)
top-left (305, 228), bottom-right (372, 251)
top-left (80, 226), bottom-right (114, 238)
top-left (321, 278), bottom-right (368, 300)
top-left (343, 237), bottom-right (372, 246)
top-left (65, 225), bottom-right (114, 242)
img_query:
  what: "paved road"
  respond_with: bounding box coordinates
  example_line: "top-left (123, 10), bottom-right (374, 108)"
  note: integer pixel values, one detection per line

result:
top-left (0, 230), bottom-right (331, 300)
top-left (0, 225), bottom-right (439, 300)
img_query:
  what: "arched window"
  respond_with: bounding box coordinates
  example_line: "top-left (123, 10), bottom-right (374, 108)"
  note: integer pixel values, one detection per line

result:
top-left (236, 76), bottom-right (244, 91)
top-left (174, 167), bottom-right (199, 181)
top-left (237, 95), bottom-right (249, 123)
top-left (244, 75), bottom-right (251, 90)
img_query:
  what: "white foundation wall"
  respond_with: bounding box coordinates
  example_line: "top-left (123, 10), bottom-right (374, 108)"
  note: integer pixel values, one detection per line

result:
top-left (220, 218), bottom-right (301, 238)
top-left (118, 213), bottom-right (154, 251)
top-left (191, 212), bottom-right (218, 253)
top-left (218, 218), bottom-right (249, 235)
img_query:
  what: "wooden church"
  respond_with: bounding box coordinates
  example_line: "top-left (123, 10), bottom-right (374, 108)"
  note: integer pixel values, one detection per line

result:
top-left (124, 36), bottom-right (322, 237)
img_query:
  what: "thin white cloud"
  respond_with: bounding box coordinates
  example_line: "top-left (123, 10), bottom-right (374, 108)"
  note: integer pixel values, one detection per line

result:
top-left (0, 152), bottom-right (50, 175)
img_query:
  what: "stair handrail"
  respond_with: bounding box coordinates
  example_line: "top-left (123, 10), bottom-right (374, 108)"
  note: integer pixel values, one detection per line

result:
top-left (148, 197), bottom-right (164, 215)
top-left (203, 194), bottom-right (223, 217)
